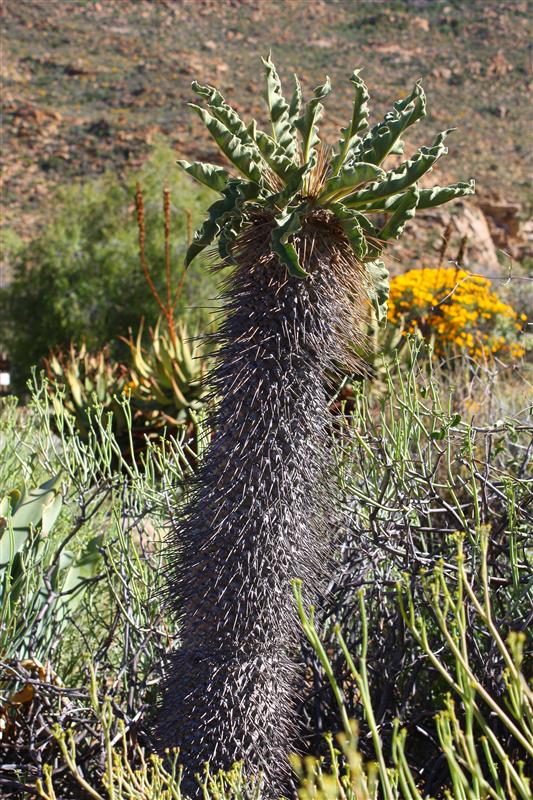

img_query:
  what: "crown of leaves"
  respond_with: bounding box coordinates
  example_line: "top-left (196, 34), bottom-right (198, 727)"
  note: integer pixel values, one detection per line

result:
top-left (179, 54), bottom-right (474, 323)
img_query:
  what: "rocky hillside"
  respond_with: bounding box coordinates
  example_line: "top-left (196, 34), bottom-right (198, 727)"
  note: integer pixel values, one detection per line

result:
top-left (2, 0), bottom-right (532, 275)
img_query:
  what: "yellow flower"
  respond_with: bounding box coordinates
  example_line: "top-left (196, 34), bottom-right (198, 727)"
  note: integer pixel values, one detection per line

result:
top-left (388, 267), bottom-right (526, 360)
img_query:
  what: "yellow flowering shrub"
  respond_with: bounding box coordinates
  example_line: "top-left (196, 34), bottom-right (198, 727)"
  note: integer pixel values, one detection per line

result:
top-left (387, 267), bottom-right (526, 359)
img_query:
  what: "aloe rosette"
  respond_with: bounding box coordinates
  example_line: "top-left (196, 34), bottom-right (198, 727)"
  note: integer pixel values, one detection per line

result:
top-left (179, 55), bottom-right (473, 322)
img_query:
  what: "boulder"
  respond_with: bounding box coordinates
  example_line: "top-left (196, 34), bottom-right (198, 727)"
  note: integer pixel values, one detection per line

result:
top-left (424, 201), bottom-right (500, 275)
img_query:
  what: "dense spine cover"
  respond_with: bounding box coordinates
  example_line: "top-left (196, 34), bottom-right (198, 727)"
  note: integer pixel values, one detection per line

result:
top-left (156, 55), bottom-right (473, 792)
top-left (157, 215), bottom-right (366, 792)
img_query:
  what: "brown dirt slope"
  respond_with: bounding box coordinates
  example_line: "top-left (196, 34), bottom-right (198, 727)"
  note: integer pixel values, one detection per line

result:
top-left (2, 0), bottom-right (531, 249)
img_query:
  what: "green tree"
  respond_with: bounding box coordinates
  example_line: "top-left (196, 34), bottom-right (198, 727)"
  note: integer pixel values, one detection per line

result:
top-left (0, 145), bottom-right (217, 394)
top-left (156, 56), bottom-right (473, 793)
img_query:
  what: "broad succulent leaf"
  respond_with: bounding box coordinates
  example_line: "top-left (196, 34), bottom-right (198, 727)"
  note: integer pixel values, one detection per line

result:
top-left (185, 181), bottom-right (257, 267)
top-left (177, 160), bottom-right (230, 193)
top-left (191, 81), bottom-right (259, 154)
top-left (189, 104), bottom-right (262, 182)
top-left (367, 259), bottom-right (391, 325)
top-left (364, 178), bottom-right (475, 213)
top-left (218, 217), bottom-right (244, 263)
top-left (345, 129), bottom-right (452, 208)
top-left (379, 185), bottom-right (420, 241)
top-left (270, 161), bottom-right (312, 210)
top-left (262, 54), bottom-right (297, 159)
top-left (353, 81), bottom-right (426, 166)
top-left (254, 129), bottom-right (298, 181)
top-left (330, 69), bottom-right (370, 175)
top-left (319, 161), bottom-right (385, 203)
top-left (293, 76), bottom-right (332, 164)
top-left (270, 207), bottom-right (308, 278)
top-left (288, 73), bottom-right (303, 125)
top-left (409, 179), bottom-right (475, 210)
top-left (329, 203), bottom-right (368, 261)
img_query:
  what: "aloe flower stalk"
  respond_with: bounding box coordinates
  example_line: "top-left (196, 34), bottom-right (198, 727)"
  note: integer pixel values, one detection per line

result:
top-left (156, 55), bottom-right (473, 793)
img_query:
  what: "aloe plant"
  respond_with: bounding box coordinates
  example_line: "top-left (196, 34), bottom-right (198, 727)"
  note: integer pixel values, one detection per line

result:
top-left (157, 56), bottom-right (473, 791)
top-left (124, 317), bottom-right (208, 438)
top-left (45, 343), bottom-right (127, 442)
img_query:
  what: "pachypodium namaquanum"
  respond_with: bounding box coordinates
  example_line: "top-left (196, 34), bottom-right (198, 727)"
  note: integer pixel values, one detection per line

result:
top-left (156, 55), bottom-right (474, 793)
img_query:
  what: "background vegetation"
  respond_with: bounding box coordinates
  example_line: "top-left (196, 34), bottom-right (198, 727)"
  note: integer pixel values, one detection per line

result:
top-left (0, 145), bottom-right (219, 394)
top-left (1, 1), bottom-right (531, 797)
top-left (1, 341), bottom-right (531, 798)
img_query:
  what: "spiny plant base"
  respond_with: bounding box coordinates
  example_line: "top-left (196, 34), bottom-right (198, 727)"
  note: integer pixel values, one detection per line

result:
top-left (156, 55), bottom-right (473, 793)
top-left (157, 214), bottom-right (365, 794)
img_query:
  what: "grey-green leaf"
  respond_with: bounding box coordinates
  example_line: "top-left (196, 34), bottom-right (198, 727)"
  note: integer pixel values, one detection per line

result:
top-left (366, 259), bottom-right (390, 326)
top-left (191, 81), bottom-right (258, 152)
top-left (262, 54), bottom-right (297, 159)
top-left (185, 181), bottom-right (255, 267)
top-left (254, 129), bottom-right (298, 181)
top-left (270, 161), bottom-right (312, 210)
top-left (294, 76), bottom-right (332, 164)
top-left (345, 129), bottom-right (452, 208)
top-left (177, 160), bottom-right (230, 193)
top-left (352, 81), bottom-right (426, 166)
top-left (330, 69), bottom-right (370, 175)
top-left (329, 202), bottom-right (368, 261)
top-left (270, 208), bottom-right (308, 278)
top-left (409, 179), bottom-right (475, 210)
top-left (189, 104), bottom-right (262, 182)
top-left (319, 161), bottom-right (385, 203)
top-left (288, 73), bottom-right (303, 125)
top-left (379, 186), bottom-right (419, 240)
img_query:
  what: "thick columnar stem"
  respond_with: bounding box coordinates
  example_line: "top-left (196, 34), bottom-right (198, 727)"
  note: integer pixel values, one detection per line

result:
top-left (157, 220), bottom-right (363, 793)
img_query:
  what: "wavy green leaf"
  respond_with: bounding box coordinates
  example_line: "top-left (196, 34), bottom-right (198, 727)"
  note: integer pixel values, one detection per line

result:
top-left (331, 70), bottom-right (370, 175)
top-left (254, 129), bottom-right (298, 181)
top-left (406, 179), bottom-right (475, 210)
top-left (270, 208), bottom-right (308, 278)
top-left (319, 161), bottom-right (385, 203)
top-left (345, 129), bottom-right (452, 208)
top-left (176, 160), bottom-right (230, 193)
top-left (262, 54), bottom-right (297, 159)
top-left (191, 81), bottom-right (258, 153)
top-left (288, 73), bottom-right (303, 125)
top-left (185, 181), bottom-right (259, 267)
top-left (189, 105), bottom-right (262, 182)
top-left (218, 217), bottom-right (244, 263)
top-left (352, 82), bottom-right (426, 166)
top-left (379, 186), bottom-right (419, 241)
top-left (271, 160), bottom-right (313, 210)
top-left (366, 259), bottom-right (390, 325)
top-left (330, 202), bottom-right (368, 261)
top-left (294, 76), bottom-right (332, 164)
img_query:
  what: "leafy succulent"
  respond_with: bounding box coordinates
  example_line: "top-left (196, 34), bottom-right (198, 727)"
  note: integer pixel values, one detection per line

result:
top-left (45, 343), bottom-right (127, 441)
top-left (123, 317), bottom-right (208, 435)
top-left (0, 476), bottom-right (102, 663)
top-left (179, 54), bottom-right (474, 323)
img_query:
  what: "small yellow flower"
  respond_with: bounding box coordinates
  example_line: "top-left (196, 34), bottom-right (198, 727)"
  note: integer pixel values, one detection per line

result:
top-left (388, 267), bottom-right (526, 361)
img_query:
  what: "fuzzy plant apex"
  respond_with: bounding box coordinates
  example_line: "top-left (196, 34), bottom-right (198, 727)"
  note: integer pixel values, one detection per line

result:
top-left (181, 55), bottom-right (474, 299)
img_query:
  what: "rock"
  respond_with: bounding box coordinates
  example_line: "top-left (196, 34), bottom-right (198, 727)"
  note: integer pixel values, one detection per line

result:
top-left (86, 118), bottom-right (112, 138)
top-left (309, 38), bottom-right (334, 48)
top-left (477, 201), bottom-right (522, 246)
top-left (412, 16), bottom-right (430, 32)
top-left (425, 202), bottom-right (500, 275)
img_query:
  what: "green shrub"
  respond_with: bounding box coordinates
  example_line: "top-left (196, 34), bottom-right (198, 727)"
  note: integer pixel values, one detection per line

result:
top-left (0, 342), bottom-right (531, 798)
top-left (0, 144), bottom-right (219, 394)
top-left (0, 391), bottom-right (188, 795)
top-left (300, 339), bottom-right (532, 787)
